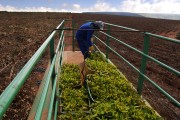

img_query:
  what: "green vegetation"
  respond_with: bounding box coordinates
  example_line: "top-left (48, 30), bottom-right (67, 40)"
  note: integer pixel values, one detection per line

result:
top-left (59, 64), bottom-right (89, 119)
top-left (59, 53), bottom-right (162, 119)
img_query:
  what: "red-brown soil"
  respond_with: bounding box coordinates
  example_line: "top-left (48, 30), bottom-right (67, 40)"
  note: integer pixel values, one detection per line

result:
top-left (0, 12), bottom-right (180, 120)
top-left (0, 12), bottom-right (71, 120)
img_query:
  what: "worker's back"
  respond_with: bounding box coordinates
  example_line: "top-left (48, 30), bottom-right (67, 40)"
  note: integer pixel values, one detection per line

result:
top-left (76, 22), bottom-right (94, 40)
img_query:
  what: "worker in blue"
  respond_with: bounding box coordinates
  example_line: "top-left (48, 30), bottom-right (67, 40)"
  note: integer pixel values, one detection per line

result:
top-left (76, 21), bottom-right (104, 59)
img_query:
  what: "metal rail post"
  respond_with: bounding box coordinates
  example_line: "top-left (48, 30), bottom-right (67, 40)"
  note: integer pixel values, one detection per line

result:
top-left (106, 25), bottom-right (111, 61)
top-left (50, 37), bottom-right (55, 62)
top-left (137, 33), bottom-right (150, 95)
top-left (94, 34), bottom-right (97, 51)
top-left (72, 19), bottom-right (75, 51)
top-left (58, 27), bottom-right (62, 39)
top-left (50, 37), bottom-right (56, 86)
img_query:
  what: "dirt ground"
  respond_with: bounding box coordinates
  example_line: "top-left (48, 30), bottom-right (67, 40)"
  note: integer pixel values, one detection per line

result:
top-left (0, 12), bottom-right (180, 119)
top-left (0, 12), bottom-right (71, 120)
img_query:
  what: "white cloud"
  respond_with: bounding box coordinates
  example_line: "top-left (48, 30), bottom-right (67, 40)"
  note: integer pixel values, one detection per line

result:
top-left (0, 0), bottom-right (180, 14)
top-left (0, 4), bottom-right (73, 12)
top-left (0, 4), bottom-right (55, 12)
top-left (73, 4), bottom-right (80, 10)
top-left (58, 1), bottom-right (116, 12)
top-left (62, 3), bottom-right (68, 8)
top-left (88, 1), bottom-right (117, 12)
top-left (119, 0), bottom-right (180, 14)
top-left (0, 4), bottom-right (15, 11)
top-left (68, 0), bottom-right (117, 12)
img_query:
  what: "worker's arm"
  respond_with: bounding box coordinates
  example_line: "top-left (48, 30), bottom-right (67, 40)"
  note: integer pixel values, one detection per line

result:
top-left (87, 30), bottom-right (94, 47)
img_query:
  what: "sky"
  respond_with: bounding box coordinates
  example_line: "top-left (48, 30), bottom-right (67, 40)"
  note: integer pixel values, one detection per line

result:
top-left (0, 0), bottom-right (180, 14)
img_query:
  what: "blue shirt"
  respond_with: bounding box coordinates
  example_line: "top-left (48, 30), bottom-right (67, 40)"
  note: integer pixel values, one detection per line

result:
top-left (76, 22), bottom-right (94, 46)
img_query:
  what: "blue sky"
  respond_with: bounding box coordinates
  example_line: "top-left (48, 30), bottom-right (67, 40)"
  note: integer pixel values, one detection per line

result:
top-left (0, 0), bottom-right (180, 14)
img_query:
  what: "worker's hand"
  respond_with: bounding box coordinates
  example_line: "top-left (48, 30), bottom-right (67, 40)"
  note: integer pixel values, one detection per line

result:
top-left (89, 45), bottom-right (94, 52)
top-left (91, 37), bottom-right (94, 43)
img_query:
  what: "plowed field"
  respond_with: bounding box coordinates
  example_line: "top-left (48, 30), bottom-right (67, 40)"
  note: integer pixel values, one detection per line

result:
top-left (0, 12), bottom-right (179, 119)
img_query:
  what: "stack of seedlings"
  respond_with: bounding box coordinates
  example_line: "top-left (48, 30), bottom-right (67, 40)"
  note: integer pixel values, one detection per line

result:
top-left (59, 53), bottom-right (162, 120)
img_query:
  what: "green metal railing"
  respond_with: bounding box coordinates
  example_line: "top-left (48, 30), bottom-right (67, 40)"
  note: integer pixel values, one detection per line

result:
top-left (93, 22), bottom-right (180, 108)
top-left (0, 19), bottom-right (179, 120)
top-left (0, 20), bottom-right (65, 119)
top-left (69, 20), bottom-right (180, 108)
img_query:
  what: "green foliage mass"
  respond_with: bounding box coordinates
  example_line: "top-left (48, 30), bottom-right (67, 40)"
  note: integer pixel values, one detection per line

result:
top-left (59, 64), bottom-right (89, 119)
top-left (59, 53), bottom-right (162, 120)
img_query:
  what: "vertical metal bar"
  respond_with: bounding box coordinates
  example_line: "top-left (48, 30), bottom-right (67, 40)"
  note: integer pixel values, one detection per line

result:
top-left (106, 25), bottom-right (110, 61)
top-left (54, 100), bottom-right (58, 120)
top-left (93, 34), bottom-right (97, 51)
top-left (58, 28), bottom-right (62, 39)
top-left (53, 36), bottom-right (64, 120)
top-left (72, 19), bottom-right (75, 51)
top-left (50, 37), bottom-right (56, 87)
top-left (59, 22), bottom-right (64, 40)
top-left (55, 44), bottom-right (64, 120)
top-left (50, 37), bottom-right (55, 63)
top-left (137, 33), bottom-right (150, 95)
top-left (47, 75), bottom-right (57, 120)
